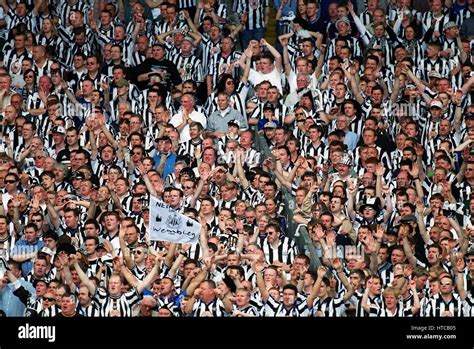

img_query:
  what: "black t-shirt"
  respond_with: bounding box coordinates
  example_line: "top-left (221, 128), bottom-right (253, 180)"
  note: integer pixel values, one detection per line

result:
top-left (133, 58), bottom-right (182, 90)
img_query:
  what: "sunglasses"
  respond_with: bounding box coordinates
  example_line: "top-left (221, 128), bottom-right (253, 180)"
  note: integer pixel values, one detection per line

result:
top-left (440, 281), bottom-right (452, 286)
top-left (43, 297), bottom-right (55, 302)
top-left (226, 81), bottom-right (235, 85)
top-left (467, 259), bottom-right (474, 263)
top-left (5, 180), bottom-right (16, 184)
top-left (31, 219), bottom-right (42, 222)
top-left (133, 250), bottom-right (143, 255)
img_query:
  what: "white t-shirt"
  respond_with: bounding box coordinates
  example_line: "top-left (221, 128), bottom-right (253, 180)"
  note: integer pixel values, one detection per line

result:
top-left (170, 109), bottom-right (207, 143)
top-left (248, 67), bottom-right (283, 94)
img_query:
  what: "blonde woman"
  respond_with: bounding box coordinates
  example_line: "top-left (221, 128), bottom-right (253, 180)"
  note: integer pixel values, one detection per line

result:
top-left (36, 18), bottom-right (58, 49)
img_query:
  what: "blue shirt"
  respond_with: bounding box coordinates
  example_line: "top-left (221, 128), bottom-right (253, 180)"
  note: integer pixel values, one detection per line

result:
top-left (0, 278), bottom-right (35, 316)
top-left (13, 239), bottom-right (44, 277)
top-left (273, 0), bottom-right (296, 16)
top-left (344, 130), bottom-right (359, 152)
top-left (153, 153), bottom-right (177, 181)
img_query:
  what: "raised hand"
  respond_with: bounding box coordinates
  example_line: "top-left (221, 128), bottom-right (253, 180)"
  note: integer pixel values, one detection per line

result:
top-left (415, 199), bottom-right (424, 215)
top-left (193, 287), bottom-right (203, 299)
top-left (403, 264), bottom-right (413, 278)
top-left (408, 165), bottom-right (419, 179)
top-left (375, 163), bottom-right (385, 177)
top-left (317, 266), bottom-right (327, 279)
top-left (374, 224), bottom-right (385, 241)
top-left (331, 257), bottom-right (343, 272)
top-left (279, 36), bottom-right (288, 46)
top-left (326, 231), bottom-right (336, 247)
top-left (137, 161), bottom-right (145, 175)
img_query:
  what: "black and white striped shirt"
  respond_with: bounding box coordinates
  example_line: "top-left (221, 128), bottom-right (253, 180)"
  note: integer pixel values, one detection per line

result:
top-left (234, 0), bottom-right (268, 30)
top-left (207, 51), bottom-right (242, 89)
top-left (191, 298), bottom-right (228, 317)
top-left (424, 293), bottom-right (464, 317)
top-left (312, 296), bottom-right (347, 317)
top-left (170, 52), bottom-right (203, 83)
top-left (93, 287), bottom-right (142, 317)
top-left (260, 237), bottom-right (298, 265)
top-left (263, 295), bottom-right (309, 317)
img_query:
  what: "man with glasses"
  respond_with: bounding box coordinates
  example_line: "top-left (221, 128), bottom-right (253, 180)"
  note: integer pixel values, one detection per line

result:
top-left (1, 173), bottom-right (20, 210)
top-left (79, 55), bottom-right (106, 90)
top-left (425, 275), bottom-right (463, 316)
top-left (120, 225), bottom-right (149, 280)
top-left (24, 149), bottom-right (47, 180)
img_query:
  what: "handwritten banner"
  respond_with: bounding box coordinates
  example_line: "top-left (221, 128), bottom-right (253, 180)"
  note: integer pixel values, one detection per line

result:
top-left (149, 196), bottom-right (200, 244)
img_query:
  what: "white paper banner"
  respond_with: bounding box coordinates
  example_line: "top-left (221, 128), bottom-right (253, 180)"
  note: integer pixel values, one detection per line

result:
top-left (149, 196), bottom-right (200, 244)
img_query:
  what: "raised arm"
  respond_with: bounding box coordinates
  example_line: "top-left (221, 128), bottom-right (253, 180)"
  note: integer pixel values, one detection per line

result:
top-left (402, 236), bottom-right (417, 268)
top-left (118, 226), bottom-right (134, 269)
top-left (198, 219), bottom-right (210, 260)
top-left (72, 255), bottom-right (96, 296)
top-left (409, 279), bottom-right (421, 314)
top-left (241, 46), bottom-right (253, 85)
top-left (348, 2), bottom-right (369, 45)
top-left (46, 200), bottom-right (62, 231)
top-left (135, 257), bottom-right (161, 293)
top-left (137, 162), bottom-right (158, 198)
top-left (332, 258), bottom-right (354, 301)
top-left (260, 38), bottom-right (282, 73)
top-left (306, 266), bottom-right (327, 307)
top-left (89, 129), bottom-right (98, 161)
top-left (253, 262), bottom-right (269, 303)
top-left (234, 148), bottom-right (250, 189)
top-left (453, 254), bottom-right (468, 300)
top-left (279, 36), bottom-right (293, 77)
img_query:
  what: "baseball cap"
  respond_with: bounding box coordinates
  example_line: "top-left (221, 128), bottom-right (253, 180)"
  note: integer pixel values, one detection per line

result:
top-left (182, 36), bottom-right (194, 44)
top-left (443, 21), bottom-right (457, 31)
top-left (336, 16), bottom-right (350, 27)
top-left (338, 152), bottom-right (353, 166)
top-left (358, 196), bottom-right (382, 214)
top-left (227, 120), bottom-right (239, 128)
top-left (465, 112), bottom-right (474, 120)
top-left (71, 172), bottom-right (85, 180)
top-left (428, 70), bottom-right (442, 79)
top-left (52, 126), bottom-right (66, 134)
top-left (38, 247), bottom-right (54, 257)
top-left (263, 121), bottom-right (277, 129)
top-left (430, 100), bottom-right (443, 109)
top-left (263, 102), bottom-right (275, 111)
top-left (400, 215), bottom-right (417, 223)
top-left (116, 78), bottom-right (130, 88)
